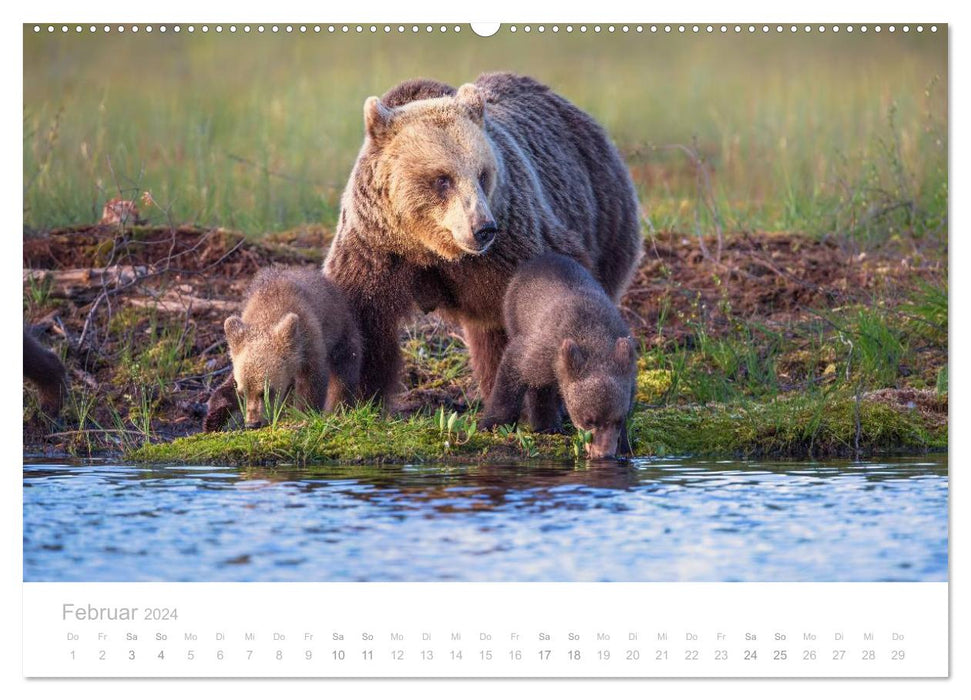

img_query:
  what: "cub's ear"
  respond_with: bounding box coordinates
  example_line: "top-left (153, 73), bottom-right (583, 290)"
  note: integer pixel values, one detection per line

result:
top-left (273, 313), bottom-right (300, 347)
top-left (559, 338), bottom-right (585, 380)
top-left (224, 316), bottom-right (246, 351)
top-left (455, 83), bottom-right (484, 125)
top-left (364, 96), bottom-right (394, 141)
top-left (613, 336), bottom-right (637, 372)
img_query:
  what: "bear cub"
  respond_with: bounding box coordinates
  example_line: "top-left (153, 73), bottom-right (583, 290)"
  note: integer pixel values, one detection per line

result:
top-left (23, 329), bottom-right (68, 416)
top-left (203, 267), bottom-right (361, 431)
top-left (479, 253), bottom-right (637, 458)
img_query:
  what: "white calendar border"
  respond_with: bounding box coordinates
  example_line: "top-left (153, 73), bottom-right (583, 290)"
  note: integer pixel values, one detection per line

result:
top-left (6, 0), bottom-right (962, 696)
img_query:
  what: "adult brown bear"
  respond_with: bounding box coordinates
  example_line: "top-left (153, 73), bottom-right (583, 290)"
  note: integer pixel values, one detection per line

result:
top-left (324, 72), bottom-right (642, 405)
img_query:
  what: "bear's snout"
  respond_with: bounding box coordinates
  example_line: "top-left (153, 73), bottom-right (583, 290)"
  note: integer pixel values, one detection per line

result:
top-left (473, 222), bottom-right (497, 248)
top-left (584, 424), bottom-right (622, 460)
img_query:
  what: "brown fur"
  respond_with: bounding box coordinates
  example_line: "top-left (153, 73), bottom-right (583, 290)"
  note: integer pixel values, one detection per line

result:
top-left (324, 72), bottom-right (642, 404)
top-left (479, 254), bottom-right (638, 459)
top-left (203, 267), bottom-right (361, 431)
top-left (99, 197), bottom-right (144, 226)
top-left (23, 330), bottom-right (68, 415)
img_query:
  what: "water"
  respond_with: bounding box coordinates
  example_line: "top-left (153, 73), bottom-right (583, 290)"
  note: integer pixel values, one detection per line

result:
top-left (23, 455), bottom-right (947, 582)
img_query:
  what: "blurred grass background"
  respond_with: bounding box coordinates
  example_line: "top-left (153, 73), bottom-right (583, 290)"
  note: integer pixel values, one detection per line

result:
top-left (24, 26), bottom-right (947, 243)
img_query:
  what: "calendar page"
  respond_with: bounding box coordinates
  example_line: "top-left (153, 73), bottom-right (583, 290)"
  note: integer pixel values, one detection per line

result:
top-left (19, 8), bottom-right (952, 687)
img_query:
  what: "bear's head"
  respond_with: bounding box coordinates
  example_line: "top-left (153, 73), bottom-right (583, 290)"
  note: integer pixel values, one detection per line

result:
top-left (557, 336), bottom-right (638, 459)
top-left (224, 313), bottom-right (303, 429)
top-left (361, 83), bottom-right (501, 261)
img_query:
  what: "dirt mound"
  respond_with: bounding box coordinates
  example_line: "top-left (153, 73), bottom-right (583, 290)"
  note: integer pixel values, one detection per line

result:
top-left (23, 225), bottom-right (318, 274)
top-left (622, 231), bottom-right (935, 345)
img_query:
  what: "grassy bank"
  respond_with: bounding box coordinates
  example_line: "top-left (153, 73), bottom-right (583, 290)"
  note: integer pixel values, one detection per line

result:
top-left (130, 389), bottom-right (946, 466)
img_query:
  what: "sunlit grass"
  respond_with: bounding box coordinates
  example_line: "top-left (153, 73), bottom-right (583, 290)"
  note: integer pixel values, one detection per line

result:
top-left (24, 29), bottom-right (946, 241)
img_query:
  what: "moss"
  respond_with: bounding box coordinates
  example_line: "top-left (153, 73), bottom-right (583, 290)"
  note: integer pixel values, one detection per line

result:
top-left (131, 404), bottom-right (577, 466)
top-left (130, 391), bottom-right (946, 466)
top-left (629, 392), bottom-right (946, 459)
top-left (636, 367), bottom-right (673, 404)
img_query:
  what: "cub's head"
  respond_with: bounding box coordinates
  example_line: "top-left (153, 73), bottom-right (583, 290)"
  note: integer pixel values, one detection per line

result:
top-left (361, 83), bottom-right (500, 261)
top-left (224, 313), bottom-right (302, 429)
top-left (557, 336), bottom-right (638, 459)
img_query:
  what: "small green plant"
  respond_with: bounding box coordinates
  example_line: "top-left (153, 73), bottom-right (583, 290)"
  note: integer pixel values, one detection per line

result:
top-left (436, 406), bottom-right (477, 453)
top-left (497, 423), bottom-right (540, 458)
top-left (263, 381), bottom-right (289, 429)
top-left (24, 272), bottom-right (54, 311)
top-left (572, 429), bottom-right (593, 459)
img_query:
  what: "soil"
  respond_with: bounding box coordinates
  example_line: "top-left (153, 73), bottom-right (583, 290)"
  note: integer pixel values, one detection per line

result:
top-left (22, 224), bottom-right (946, 456)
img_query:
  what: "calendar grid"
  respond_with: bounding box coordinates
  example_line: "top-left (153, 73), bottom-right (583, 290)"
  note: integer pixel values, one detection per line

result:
top-left (23, 582), bottom-right (948, 678)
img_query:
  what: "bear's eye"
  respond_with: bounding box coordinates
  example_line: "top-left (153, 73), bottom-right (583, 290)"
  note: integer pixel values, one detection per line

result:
top-left (478, 169), bottom-right (490, 190)
top-left (433, 174), bottom-right (453, 197)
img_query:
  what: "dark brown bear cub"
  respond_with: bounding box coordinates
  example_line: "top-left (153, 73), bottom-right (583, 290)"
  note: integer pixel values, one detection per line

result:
top-left (23, 330), bottom-right (68, 415)
top-left (203, 267), bottom-right (361, 431)
top-left (479, 253), bottom-right (637, 458)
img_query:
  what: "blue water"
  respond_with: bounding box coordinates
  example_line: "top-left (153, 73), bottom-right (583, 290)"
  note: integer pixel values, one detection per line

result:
top-left (23, 455), bottom-right (947, 582)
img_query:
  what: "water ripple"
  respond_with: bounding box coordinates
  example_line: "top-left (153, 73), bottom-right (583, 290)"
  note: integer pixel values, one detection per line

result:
top-left (22, 455), bottom-right (948, 582)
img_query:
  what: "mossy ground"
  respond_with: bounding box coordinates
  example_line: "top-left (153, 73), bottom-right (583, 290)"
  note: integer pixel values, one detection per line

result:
top-left (130, 388), bottom-right (946, 466)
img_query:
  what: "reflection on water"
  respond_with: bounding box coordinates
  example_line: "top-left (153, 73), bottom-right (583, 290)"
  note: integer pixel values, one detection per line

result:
top-left (23, 455), bottom-right (947, 582)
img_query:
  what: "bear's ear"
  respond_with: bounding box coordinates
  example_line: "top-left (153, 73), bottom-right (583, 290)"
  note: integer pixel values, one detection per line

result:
top-left (224, 316), bottom-right (246, 351)
top-left (364, 96), bottom-right (394, 141)
top-left (273, 313), bottom-right (300, 348)
top-left (559, 338), bottom-right (585, 380)
top-left (613, 337), bottom-right (637, 373)
top-left (455, 83), bottom-right (485, 125)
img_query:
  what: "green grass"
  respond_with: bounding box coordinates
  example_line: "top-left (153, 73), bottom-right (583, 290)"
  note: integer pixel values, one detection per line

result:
top-left (130, 389), bottom-right (945, 466)
top-left (24, 28), bottom-right (946, 242)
